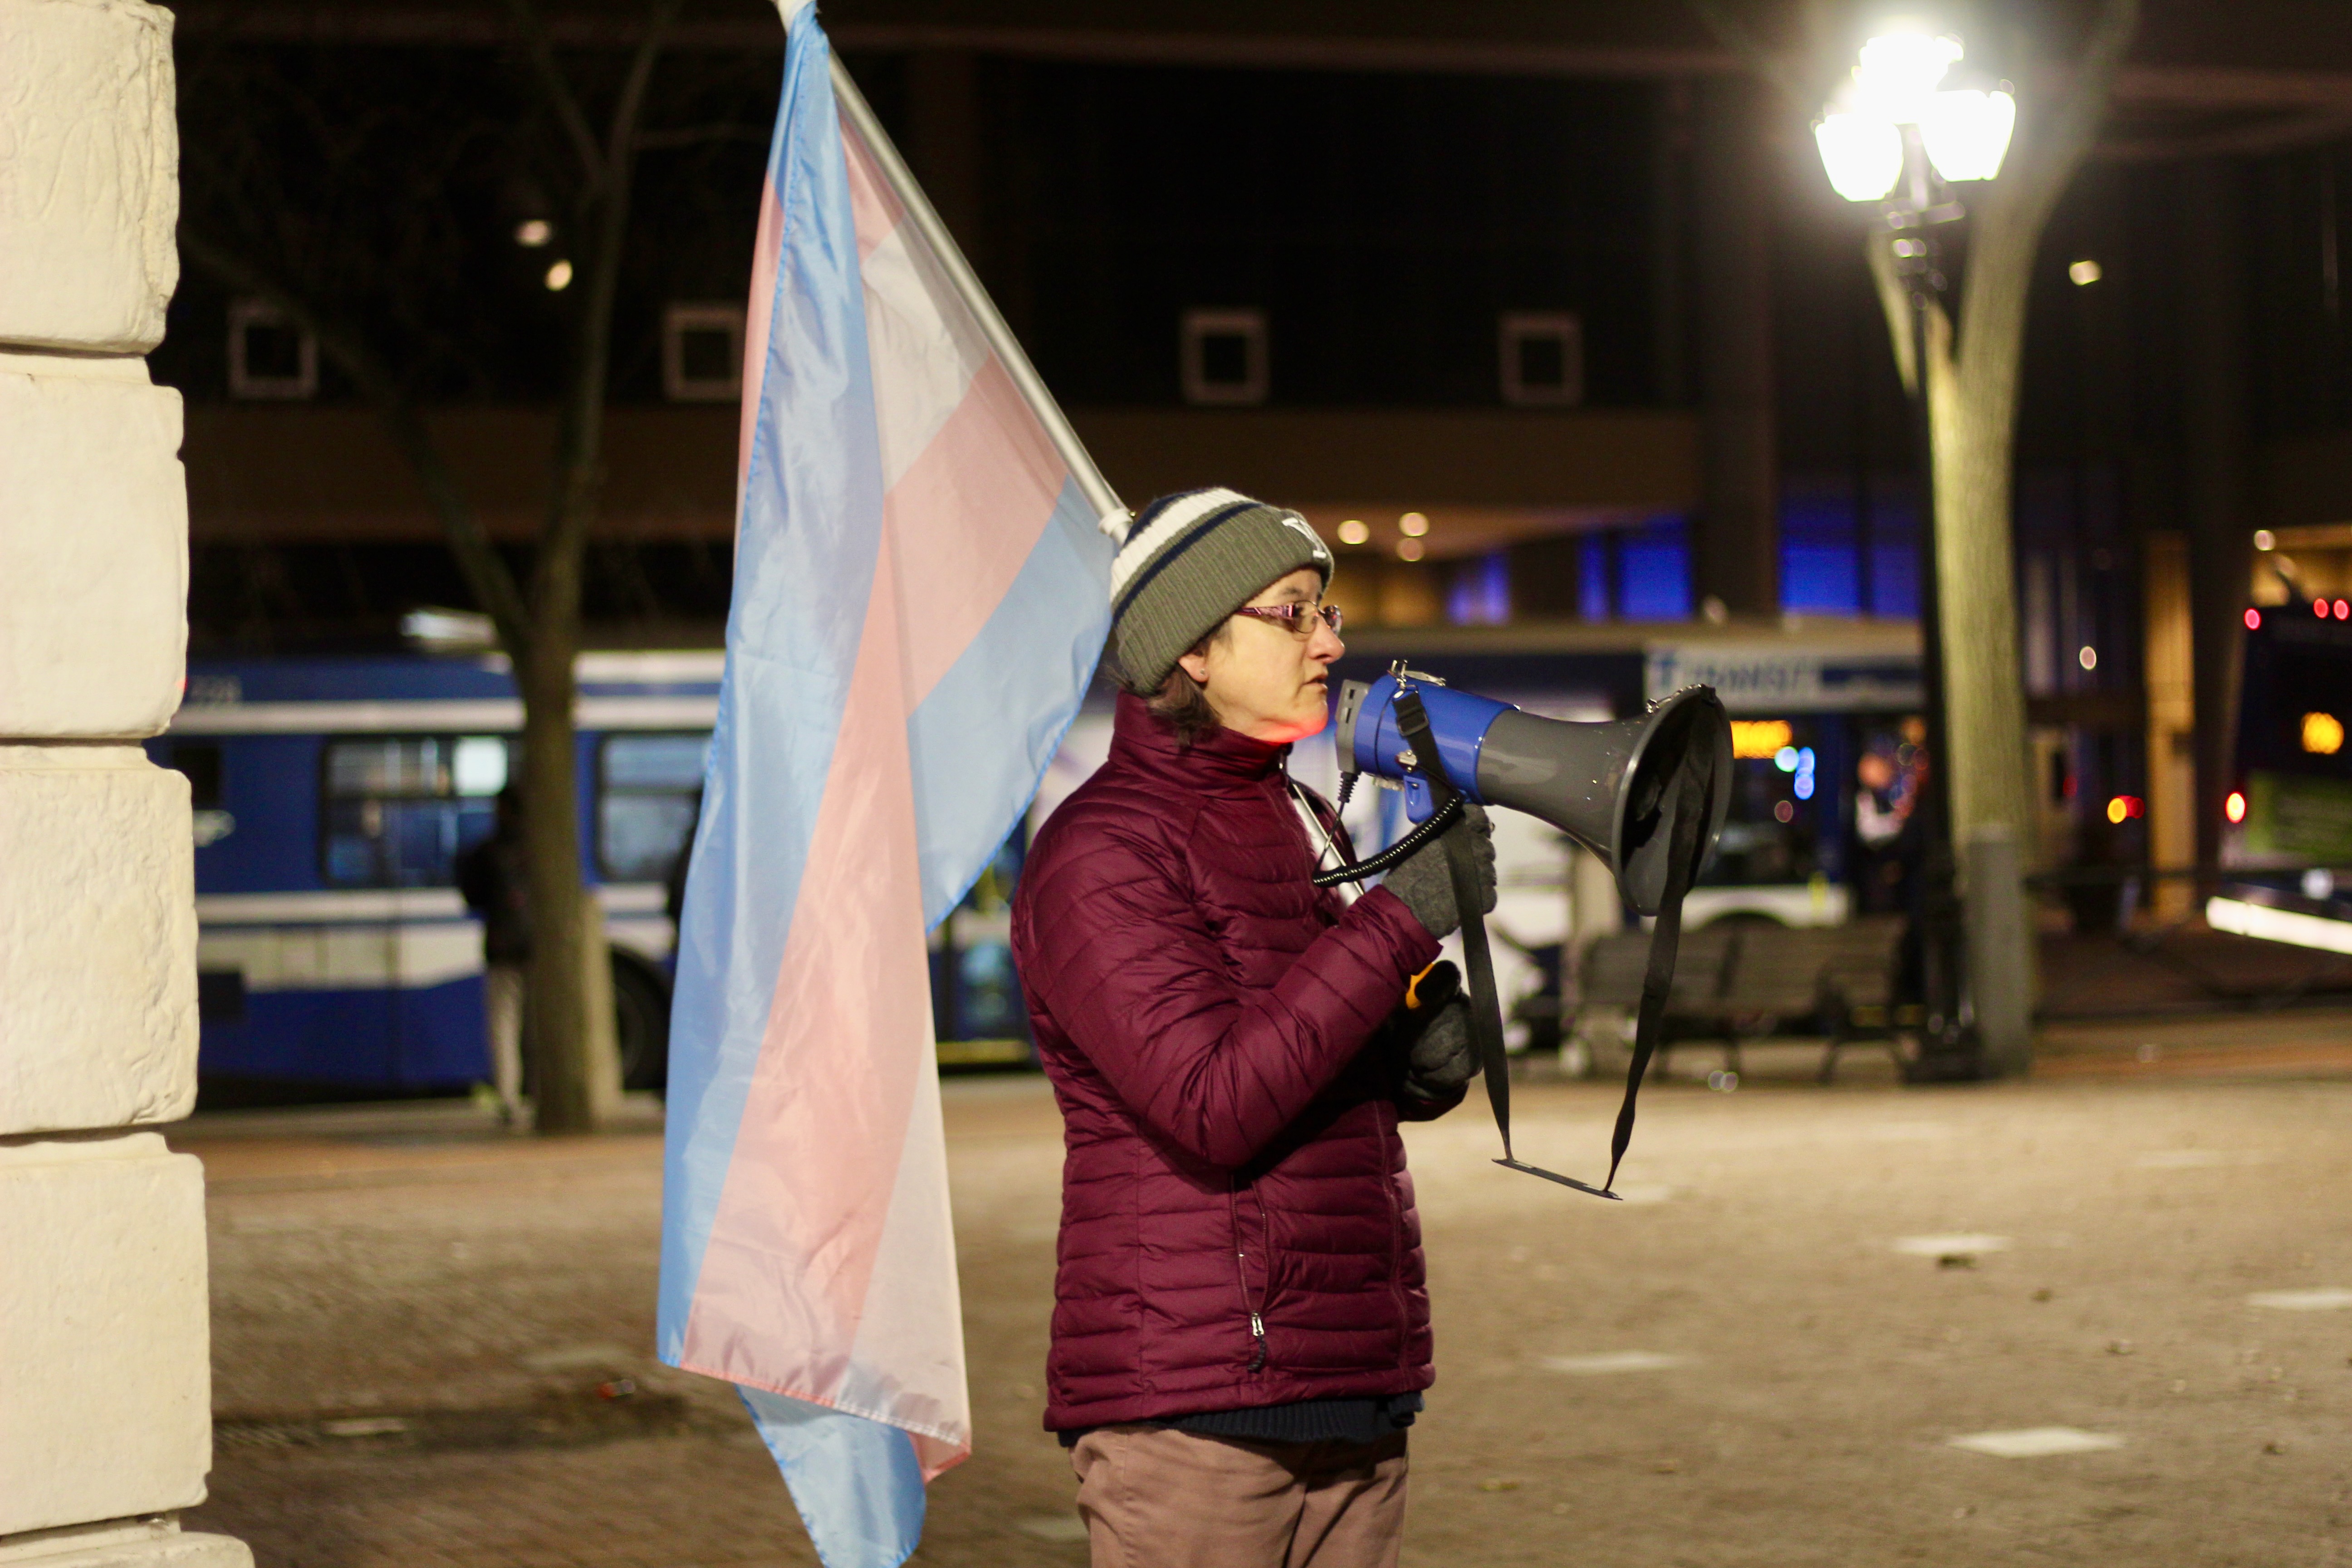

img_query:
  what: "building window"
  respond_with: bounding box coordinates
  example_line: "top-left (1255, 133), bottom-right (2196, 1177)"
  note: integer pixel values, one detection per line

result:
top-left (662, 304), bottom-right (745, 402)
top-left (1180, 308), bottom-right (1268, 406)
top-left (228, 300), bottom-right (318, 400)
top-left (1446, 552), bottom-right (1512, 626)
top-left (598, 732), bottom-right (709, 882)
top-left (1498, 313), bottom-right (1583, 407)
top-left (320, 735), bottom-right (510, 887)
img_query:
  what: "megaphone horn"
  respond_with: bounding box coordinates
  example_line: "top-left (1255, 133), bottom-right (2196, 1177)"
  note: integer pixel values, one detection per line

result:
top-left (1331, 670), bottom-right (1732, 916)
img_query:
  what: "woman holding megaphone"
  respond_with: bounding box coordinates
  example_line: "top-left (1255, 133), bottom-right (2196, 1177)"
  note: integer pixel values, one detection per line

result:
top-left (1010, 487), bottom-right (1498, 1568)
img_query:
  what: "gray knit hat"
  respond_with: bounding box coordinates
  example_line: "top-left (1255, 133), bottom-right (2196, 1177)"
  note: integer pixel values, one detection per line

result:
top-left (1108, 487), bottom-right (1334, 692)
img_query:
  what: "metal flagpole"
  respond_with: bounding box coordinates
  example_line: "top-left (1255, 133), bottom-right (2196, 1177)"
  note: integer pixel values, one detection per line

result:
top-left (827, 54), bottom-right (1130, 536)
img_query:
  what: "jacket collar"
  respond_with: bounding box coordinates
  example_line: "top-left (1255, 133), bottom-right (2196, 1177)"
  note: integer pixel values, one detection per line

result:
top-left (1109, 691), bottom-right (1288, 788)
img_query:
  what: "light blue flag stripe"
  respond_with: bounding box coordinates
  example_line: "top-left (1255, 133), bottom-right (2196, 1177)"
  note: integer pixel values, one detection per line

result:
top-left (657, 10), bottom-right (882, 1362)
top-left (740, 1389), bottom-right (927, 1568)
top-left (906, 475), bottom-right (1112, 927)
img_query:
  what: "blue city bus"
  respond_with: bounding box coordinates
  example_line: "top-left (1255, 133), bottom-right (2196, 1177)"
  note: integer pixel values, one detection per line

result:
top-left (155, 649), bottom-right (1034, 1098)
top-left (154, 652), bottom-right (720, 1095)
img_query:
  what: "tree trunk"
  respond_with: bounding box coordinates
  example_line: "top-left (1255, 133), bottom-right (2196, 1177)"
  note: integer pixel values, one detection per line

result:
top-left (1925, 284), bottom-right (2038, 1073)
top-left (516, 627), bottom-right (614, 1132)
top-left (1928, 250), bottom-right (2034, 858)
top-left (504, 0), bottom-right (678, 1133)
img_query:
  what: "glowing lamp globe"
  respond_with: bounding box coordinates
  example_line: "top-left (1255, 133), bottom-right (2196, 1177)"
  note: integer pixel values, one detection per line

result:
top-left (1816, 112), bottom-right (1905, 202)
top-left (1920, 88), bottom-right (2016, 181)
top-left (1854, 31), bottom-right (1963, 121)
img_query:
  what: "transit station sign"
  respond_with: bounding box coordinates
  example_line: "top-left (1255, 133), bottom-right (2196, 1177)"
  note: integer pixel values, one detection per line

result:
top-left (1645, 642), bottom-right (1922, 714)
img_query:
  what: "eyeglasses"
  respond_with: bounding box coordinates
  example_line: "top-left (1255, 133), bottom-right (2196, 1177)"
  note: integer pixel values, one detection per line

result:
top-left (1232, 602), bottom-right (1344, 637)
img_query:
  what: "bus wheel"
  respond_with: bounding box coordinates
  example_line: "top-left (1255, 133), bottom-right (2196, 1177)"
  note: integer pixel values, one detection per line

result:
top-left (611, 956), bottom-right (671, 1093)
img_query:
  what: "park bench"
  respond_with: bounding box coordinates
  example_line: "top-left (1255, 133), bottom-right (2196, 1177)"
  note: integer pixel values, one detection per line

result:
top-left (1813, 914), bottom-right (1909, 1082)
top-left (1572, 923), bottom-right (1738, 1075)
top-left (1572, 915), bottom-right (1909, 1082)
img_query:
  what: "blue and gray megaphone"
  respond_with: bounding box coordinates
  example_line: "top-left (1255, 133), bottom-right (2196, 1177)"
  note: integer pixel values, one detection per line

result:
top-left (1324, 664), bottom-right (1733, 1199)
top-left (1328, 665), bottom-right (1732, 916)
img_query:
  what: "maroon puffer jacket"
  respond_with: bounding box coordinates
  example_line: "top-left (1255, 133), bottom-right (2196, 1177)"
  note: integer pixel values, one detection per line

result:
top-left (1010, 692), bottom-right (1456, 1432)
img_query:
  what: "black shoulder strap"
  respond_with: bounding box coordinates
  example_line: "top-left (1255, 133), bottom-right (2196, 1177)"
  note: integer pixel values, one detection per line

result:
top-left (1390, 688), bottom-right (1714, 1200)
top-left (1608, 753), bottom-right (1711, 1191)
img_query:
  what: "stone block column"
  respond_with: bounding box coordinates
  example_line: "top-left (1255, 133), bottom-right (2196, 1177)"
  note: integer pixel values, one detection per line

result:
top-left (0, 5), bottom-right (251, 1567)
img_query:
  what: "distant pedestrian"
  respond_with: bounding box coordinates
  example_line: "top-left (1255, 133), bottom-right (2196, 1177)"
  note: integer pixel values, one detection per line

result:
top-left (457, 787), bottom-right (531, 1126)
top-left (1854, 747), bottom-right (1914, 915)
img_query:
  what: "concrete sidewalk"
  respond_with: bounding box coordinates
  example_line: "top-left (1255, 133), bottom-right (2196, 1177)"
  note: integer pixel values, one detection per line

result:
top-left (176, 1042), bottom-right (2350, 1567)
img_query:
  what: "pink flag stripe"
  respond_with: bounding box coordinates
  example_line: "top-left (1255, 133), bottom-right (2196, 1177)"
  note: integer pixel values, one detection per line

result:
top-left (885, 355), bottom-right (1068, 706)
top-left (836, 103), bottom-right (1069, 712)
top-left (677, 526), bottom-right (967, 1471)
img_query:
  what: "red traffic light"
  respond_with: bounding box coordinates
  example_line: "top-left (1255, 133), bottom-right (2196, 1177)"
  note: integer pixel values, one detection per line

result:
top-left (2225, 790), bottom-right (2247, 824)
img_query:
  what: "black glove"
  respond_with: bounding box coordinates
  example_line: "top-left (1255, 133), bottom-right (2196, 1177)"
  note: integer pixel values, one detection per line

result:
top-left (1404, 996), bottom-right (1478, 1100)
top-left (1390, 960), bottom-right (1478, 1102)
top-left (1379, 803), bottom-right (1498, 940)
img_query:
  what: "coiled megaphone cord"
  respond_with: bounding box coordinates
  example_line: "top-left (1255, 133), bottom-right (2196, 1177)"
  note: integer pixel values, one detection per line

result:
top-left (1309, 794), bottom-right (1464, 889)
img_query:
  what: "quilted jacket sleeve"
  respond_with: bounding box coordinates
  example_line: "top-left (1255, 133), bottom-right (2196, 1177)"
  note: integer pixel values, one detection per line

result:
top-left (1022, 813), bottom-right (1440, 1171)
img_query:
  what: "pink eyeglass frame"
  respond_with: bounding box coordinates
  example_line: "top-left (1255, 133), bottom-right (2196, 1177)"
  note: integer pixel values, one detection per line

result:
top-left (1231, 603), bottom-right (1344, 636)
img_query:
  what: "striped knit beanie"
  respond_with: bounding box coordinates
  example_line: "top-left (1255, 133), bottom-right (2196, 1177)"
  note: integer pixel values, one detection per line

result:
top-left (1107, 487), bottom-right (1333, 693)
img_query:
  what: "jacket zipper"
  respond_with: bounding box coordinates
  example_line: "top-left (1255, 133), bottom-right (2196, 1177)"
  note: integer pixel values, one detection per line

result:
top-left (1227, 1178), bottom-right (1269, 1372)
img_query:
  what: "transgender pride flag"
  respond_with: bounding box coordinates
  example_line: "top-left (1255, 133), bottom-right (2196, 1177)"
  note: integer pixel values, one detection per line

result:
top-left (657, 5), bottom-right (1123, 1564)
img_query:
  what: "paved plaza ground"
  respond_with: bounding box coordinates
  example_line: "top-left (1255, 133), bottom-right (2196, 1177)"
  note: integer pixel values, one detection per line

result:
top-left (171, 1014), bottom-right (2352, 1568)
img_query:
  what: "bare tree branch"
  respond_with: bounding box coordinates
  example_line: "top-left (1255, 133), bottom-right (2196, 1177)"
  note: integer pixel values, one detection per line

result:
top-left (635, 122), bottom-right (769, 150)
top-left (2014, 0), bottom-right (2144, 198)
top-left (178, 226), bottom-right (535, 652)
top-left (1959, 0), bottom-right (2141, 382)
top-left (535, 0), bottom-right (684, 583)
top-left (503, 0), bottom-right (608, 193)
top-left (1682, 0), bottom-right (1820, 112)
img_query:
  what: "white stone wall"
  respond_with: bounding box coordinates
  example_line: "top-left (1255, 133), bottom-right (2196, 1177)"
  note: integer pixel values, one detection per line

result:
top-left (0, 746), bottom-right (197, 1132)
top-left (0, 0), bottom-right (178, 353)
top-left (0, 1138), bottom-right (211, 1536)
top-left (0, 3), bottom-right (250, 1565)
top-left (0, 356), bottom-right (188, 740)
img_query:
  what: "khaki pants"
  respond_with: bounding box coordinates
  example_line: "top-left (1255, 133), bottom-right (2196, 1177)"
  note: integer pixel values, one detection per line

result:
top-left (484, 962), bottom-right (525, 1121)
top-left (1070, 1426), bottom-right (1407, 1568)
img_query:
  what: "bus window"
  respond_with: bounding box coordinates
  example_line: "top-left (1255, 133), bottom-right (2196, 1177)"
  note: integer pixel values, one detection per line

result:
top-left (599, 732), bottom-right (709, 882)
top-left (322, 735), bottom-right (509, 887)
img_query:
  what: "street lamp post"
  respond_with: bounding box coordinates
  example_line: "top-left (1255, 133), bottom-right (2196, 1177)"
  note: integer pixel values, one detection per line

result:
top-left (1816, 27), bottom-right (2017, 1080)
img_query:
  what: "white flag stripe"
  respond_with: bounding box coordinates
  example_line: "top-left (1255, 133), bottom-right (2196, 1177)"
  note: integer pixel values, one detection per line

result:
top-left (860, 213), bottom-right (992, 493)
top-left (843, 1039), bottom-right (970, 1456)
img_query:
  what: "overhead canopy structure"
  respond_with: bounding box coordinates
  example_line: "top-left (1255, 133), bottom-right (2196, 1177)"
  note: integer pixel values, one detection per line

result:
top-left (173, 0), bottom-right (2352, 159)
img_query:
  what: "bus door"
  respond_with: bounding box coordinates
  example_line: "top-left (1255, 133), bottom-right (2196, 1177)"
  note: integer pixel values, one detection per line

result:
top-left (321, 734), bottom-right (509, 1088)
